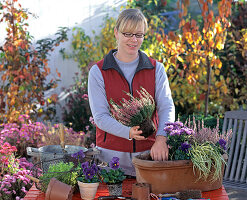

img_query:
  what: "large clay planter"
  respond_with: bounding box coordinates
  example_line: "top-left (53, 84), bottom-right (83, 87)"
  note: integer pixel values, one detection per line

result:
top-left (132, 153), bottom-right (226, 194)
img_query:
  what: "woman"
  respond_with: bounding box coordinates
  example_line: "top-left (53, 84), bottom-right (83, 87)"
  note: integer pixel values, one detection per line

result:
top-left (88, 8), bottom-right (175, 176)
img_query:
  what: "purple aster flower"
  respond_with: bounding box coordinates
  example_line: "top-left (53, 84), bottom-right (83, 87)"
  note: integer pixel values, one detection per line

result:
top-left (181, 142), bottom-right (191, 153)
top-left (174, 121), bottom-right (184, 127)
top-left (181, 128), bottom-right (194, 135)
top-left (109, 157), bottom-right (120, 169)
top-left (170, 129), bottom-right (181, 136)
top-left (219, 139), bottom-right (227, 150)
top-left (165, 122), bottom-right (176, 126)
top-left (164, 125), bottom-right (174, 132)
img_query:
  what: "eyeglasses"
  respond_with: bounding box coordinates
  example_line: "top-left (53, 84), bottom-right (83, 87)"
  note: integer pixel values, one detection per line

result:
top-left (121, 32), bottom-right (145, 38)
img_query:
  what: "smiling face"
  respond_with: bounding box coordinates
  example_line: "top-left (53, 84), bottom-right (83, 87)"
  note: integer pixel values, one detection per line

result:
top-left (114, 21), bottom-right (145, 62)
top-left (114, 9), bottom-right (148, 62)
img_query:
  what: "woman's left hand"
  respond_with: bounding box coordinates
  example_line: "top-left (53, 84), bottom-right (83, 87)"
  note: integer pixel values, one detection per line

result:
top-left (150, 136), bottom-right (169, 161)
top-left (129, 126), bottom-right (146, 140)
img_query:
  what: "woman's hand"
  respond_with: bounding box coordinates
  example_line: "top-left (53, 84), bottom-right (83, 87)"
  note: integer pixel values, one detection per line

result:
top-left (129, 126), bottom-right (146, 140)
top-left (150, 136), bottom-right (169, 161)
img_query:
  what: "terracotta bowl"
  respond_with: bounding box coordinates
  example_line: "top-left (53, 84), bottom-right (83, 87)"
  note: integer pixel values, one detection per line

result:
top-left (132, 152), bottom-right (225, 194)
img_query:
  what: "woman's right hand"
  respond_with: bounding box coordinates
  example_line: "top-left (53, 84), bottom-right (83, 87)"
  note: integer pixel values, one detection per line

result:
top-left (129, 126), bottom-right (146, 140)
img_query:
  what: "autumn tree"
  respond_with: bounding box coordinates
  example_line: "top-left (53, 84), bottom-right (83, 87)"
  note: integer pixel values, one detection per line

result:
top-left (0, 0), bottom-right (68, 122)
top-left (160, 0), bottom-right (232, 116)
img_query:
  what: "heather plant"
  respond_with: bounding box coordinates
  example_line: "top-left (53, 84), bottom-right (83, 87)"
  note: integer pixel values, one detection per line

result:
top-left (110, 87), bottom-right (155, 138)
top-left (187, 117), bottom-right (232, 149)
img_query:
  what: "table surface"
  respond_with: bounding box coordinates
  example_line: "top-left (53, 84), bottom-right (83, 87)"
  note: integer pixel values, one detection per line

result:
top-left (24, 179), bottom-right (229, 200)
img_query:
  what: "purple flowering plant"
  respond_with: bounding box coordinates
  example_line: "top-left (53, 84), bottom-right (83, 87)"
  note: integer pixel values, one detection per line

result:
top-left (0, 157), bottom-right (34, 199)
top-left (76, 161), bottom-right (101, 183)
top-left (165, 119), bottom-right (232, 181)
top-left (0, 114), bottom-right (85, 158)
top-left (165, 121), bottom-right (194, 160)
top-left (100, 157), bottom-right (126, 184)
top-left (71, 150), bottom-right (101, 183)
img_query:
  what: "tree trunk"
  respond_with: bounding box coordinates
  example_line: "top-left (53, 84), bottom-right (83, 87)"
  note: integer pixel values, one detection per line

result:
top-left (205, 57), bottom-right (211, 117)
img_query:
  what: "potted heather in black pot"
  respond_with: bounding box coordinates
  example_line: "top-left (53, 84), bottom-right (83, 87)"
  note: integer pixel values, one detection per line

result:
top-left (110, 87), bottom-right (156, 138)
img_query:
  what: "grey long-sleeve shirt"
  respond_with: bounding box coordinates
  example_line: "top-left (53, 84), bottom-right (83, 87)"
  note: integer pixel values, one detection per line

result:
top-left (88, 51), bottom-right (175, 139)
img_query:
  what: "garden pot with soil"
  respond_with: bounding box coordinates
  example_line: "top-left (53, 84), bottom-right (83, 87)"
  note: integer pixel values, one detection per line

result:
top-left (132, 152), bottom-right (226, 194)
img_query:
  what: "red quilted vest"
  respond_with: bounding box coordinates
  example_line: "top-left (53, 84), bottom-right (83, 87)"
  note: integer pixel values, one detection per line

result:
top-left (95, 50), bottom-right (158, 152)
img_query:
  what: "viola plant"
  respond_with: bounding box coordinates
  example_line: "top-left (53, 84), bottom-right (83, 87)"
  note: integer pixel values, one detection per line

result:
top-left (71, 149), bottom-right (86, 168)
top-left (101, 157), bottom-right (126, 184)
top-left (77, 161), bottom-right (101, 183)
top-left (165, 119), bottom-right (232, 181)
top-left (110, 87), bottom-right (156, 138)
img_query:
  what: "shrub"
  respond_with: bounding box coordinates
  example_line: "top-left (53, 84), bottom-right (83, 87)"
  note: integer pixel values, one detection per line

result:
top-left (0, 0), bottom-right (68, 123)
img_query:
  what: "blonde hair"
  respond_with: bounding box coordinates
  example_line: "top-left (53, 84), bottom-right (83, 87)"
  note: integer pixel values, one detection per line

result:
top-left (115, 9), bottom-right (148, 33)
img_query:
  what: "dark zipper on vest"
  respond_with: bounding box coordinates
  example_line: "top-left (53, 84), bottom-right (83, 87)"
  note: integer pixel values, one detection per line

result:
top-left (103, 132), bottom-right (107, 142)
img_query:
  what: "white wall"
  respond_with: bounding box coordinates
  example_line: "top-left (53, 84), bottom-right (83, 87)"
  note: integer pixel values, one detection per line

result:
top-left (0, 0), bottom-right (127, 122)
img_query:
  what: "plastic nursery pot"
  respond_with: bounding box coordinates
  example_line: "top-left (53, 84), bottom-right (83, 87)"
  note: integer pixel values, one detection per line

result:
top-left (132, 152), bottom-right (226, 194)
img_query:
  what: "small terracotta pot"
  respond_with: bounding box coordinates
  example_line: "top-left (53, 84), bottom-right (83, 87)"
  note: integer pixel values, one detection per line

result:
top-left (45, 178), bottom-right (73, 200)
top-left (132, 153), bottom-right (226, 194)
top-left (132, 183), bottom-right (150, 200)
top-left (78, 181), bottom-right (99, 200)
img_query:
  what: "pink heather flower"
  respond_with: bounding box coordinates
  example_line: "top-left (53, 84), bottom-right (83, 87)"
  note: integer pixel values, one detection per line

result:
top-left (110, 87), bottom-right (155, 127)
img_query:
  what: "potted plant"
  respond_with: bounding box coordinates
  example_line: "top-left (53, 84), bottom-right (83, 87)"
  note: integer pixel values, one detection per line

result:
top-left (71, 150), bottom-right (101, 200)
top-left (132, 119), bottom-right (232, 194)
top-left (110, 87), bottom-right (156, 138)
top-left (76, 161), bottom-right (101, 200)
top-left (101, 157), bottom-right (126, 196)
top-left (39, 161), bottom-right (78, 192)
